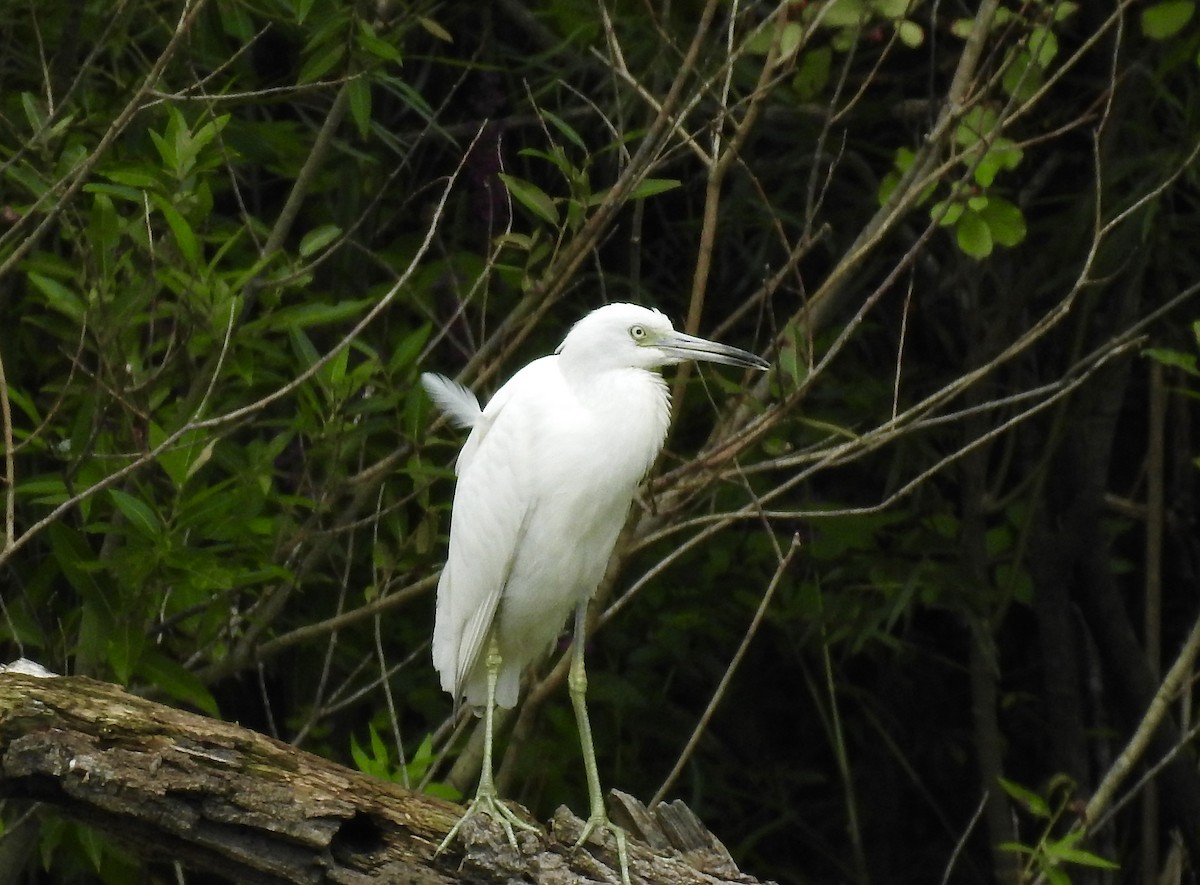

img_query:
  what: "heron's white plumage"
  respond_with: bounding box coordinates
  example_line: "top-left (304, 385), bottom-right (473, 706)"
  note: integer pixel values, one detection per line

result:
top-left (432, 321), bottom-right (670, 707)
top-left (420, 373), bottom-right (482, 429)
top-left (426, 302), bottom-right (767, 710)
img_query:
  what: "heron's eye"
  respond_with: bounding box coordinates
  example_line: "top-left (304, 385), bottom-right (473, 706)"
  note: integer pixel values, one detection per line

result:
top-left (630, 325), bottom-right (647, 341)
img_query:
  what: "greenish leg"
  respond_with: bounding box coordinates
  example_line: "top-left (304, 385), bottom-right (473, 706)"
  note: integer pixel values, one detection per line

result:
top-left (436, 636), bottom-right (538, 856)
top-left (569, 602), bottom-right (632, 885)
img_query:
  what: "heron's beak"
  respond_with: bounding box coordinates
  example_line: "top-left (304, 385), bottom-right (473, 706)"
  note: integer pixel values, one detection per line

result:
top-left (656, 331), bottom-right (770, 370)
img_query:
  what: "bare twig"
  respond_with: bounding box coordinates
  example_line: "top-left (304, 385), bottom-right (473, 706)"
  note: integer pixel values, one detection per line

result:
top-left (651, 534), bottom-right (801, 805)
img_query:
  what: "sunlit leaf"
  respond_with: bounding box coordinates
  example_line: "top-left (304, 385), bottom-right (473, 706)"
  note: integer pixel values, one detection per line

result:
top-left (820, 0), bottom-right (867, 27)
top-left (778, 21), bottom-right (804, 62)
top-left (872, 0), bottom-right (911, 18)
top-left (1029, 26), bottom-right (1059, 68)
top-left (980, 196), bottom-right (1026, 247)
top-left (998, 777), bottom-right (1051, 818)
top-left (1144, 346), bottom-right (1199, 375)
top-left (418, 15), bottom-right (453, 42)
top-left (955, 209), bottom-right (993, 259)
top-left (897, 20), bottom-right (924, 47)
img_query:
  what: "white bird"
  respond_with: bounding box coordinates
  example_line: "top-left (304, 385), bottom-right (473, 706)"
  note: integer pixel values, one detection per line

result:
top-left (423, 303), bottom-right (768, 881)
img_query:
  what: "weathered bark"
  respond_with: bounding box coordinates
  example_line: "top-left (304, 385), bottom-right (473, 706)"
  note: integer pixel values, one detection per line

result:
top-left (0, 672), bottom-right (769, 884)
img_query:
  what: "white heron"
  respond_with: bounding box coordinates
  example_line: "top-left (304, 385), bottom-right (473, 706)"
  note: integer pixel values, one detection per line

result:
top-left (422, 302), bottom-right (768, 881)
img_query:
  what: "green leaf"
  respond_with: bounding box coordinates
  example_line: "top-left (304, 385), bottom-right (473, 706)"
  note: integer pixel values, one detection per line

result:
top-left (152, 196), bottom-right (200, 265)
top-left (218, 0), bottom-right (254, 38)
top-left (793, 46), bottom-right (832, 101)
top-left (26, 270), bottom-right (85, 321)
top-left (148, 107), bottom-right (183, 175)
top-left (519, 147), bottom-right (574, 175)
top-left (1144, 346), bottom-right (1199, 375)
top-left (137, 651), bottom-right (220, 716)
top-left (357, 22), bottom-right (404, 63)
top-left (109, 489), bottom-right (162, 539)
top-left (150, 423), bottom-right (217, 488)
top-left (973, 138), bottom-right (1023, 187)
top-left (185, 439), bottom-right (218, 482)
top-left (498, 173), bottom-right (559, 225)
top-left (998, 841), bottom-right (1035, 857)
top-left (629, 178), bottom-right (681, 200)
top-left (542, 109), bottom-right (587, 151)
top-left (956, 106), bottom-right (999, 147)
top-left (1049, 845), bottom-right (1120, 870)
top-left (820, 0), bottom-right (866, 28)
top-left (871, 0), bottom-right (910, 18)
top-left (89, 192), bottom-right (121, 253)
top-left (950, 18), bottom-right (975, 39)
top-left (980, 196), bottom-right (1027, 247)
top-left (418, 15), bottom-right (453, 42)
top-left (107, 620), bottom-right (144, 685)
top-left (83, 182), bottom-right (145, 205)
top-left (21, 91), bottom-right (46, 132)
top-left (299, 224), bottom-right (343, 257)
top-left (1142, 1), bottom-right (1195, 39)
top-left (256, 298), bottom-right (372, 331)
top-left (6, 162), bottom-right (49, 197)
top-left (389, 322), bottom-right (432, 373)
top-left (347, 77), bottom-right (372, 139)
top-left (298, 41), bottom-right (345, 84)
top-left (778, 21), bottom-right (804, 62)
top-left (1045, 868), bottom-right (1071, 885)
top-left (100, 168), bottom-right (161, 189)
top-left (17, 476), bottom-right (70, 505)
top-left (1055, 2), bottom-right (1080, 22)
top-left (998, 777), bottom-right (1051, 817)
top-left (1002, 47), bottom-right (1045, 100)
top-left (955, 209), bottom-right (993, 259)
top-left (1029, 26), bottom-right (1059, 68)
top-left (896, 20), bottom-right (924, 48)
top-left (350, 731), bottom-right (370, 772)
top-left (931, 199), bottom-right (964, 227)
top-left (75, 821), bottom-right (106, 871)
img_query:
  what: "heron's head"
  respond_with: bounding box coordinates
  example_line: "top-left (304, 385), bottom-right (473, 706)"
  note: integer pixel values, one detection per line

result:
top-left (556, 303), bottom-right (769, 373)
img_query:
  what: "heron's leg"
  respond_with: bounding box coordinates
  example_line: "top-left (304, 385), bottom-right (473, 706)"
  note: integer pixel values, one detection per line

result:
top-left (436, 636), bottom-right (537, 856)
top-left (569, 602), bottom-right (632, 885)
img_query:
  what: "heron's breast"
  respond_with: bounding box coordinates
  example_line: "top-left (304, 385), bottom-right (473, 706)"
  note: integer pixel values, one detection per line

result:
top-left (544, 369), bottom-right (669, 486)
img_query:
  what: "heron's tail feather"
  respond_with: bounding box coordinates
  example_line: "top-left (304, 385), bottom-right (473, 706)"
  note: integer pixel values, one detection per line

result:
top-left (421, 373), bottom-right (482, 429)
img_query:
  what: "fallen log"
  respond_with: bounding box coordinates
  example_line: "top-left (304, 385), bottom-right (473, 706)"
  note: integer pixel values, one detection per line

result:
top-left (0, 669), bottom-right (770, 884)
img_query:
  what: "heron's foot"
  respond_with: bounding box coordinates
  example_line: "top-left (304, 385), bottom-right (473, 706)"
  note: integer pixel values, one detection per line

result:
top-left (436, 788), bottom-right (539, 855)
top-left (575, 812), bottom-right (631, 885)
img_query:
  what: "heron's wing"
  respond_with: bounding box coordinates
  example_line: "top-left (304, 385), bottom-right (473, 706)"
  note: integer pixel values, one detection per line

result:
top-left (432, 363), bottom-right (548, 705)
top-left (420, 373), bottom-right (482, 429)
